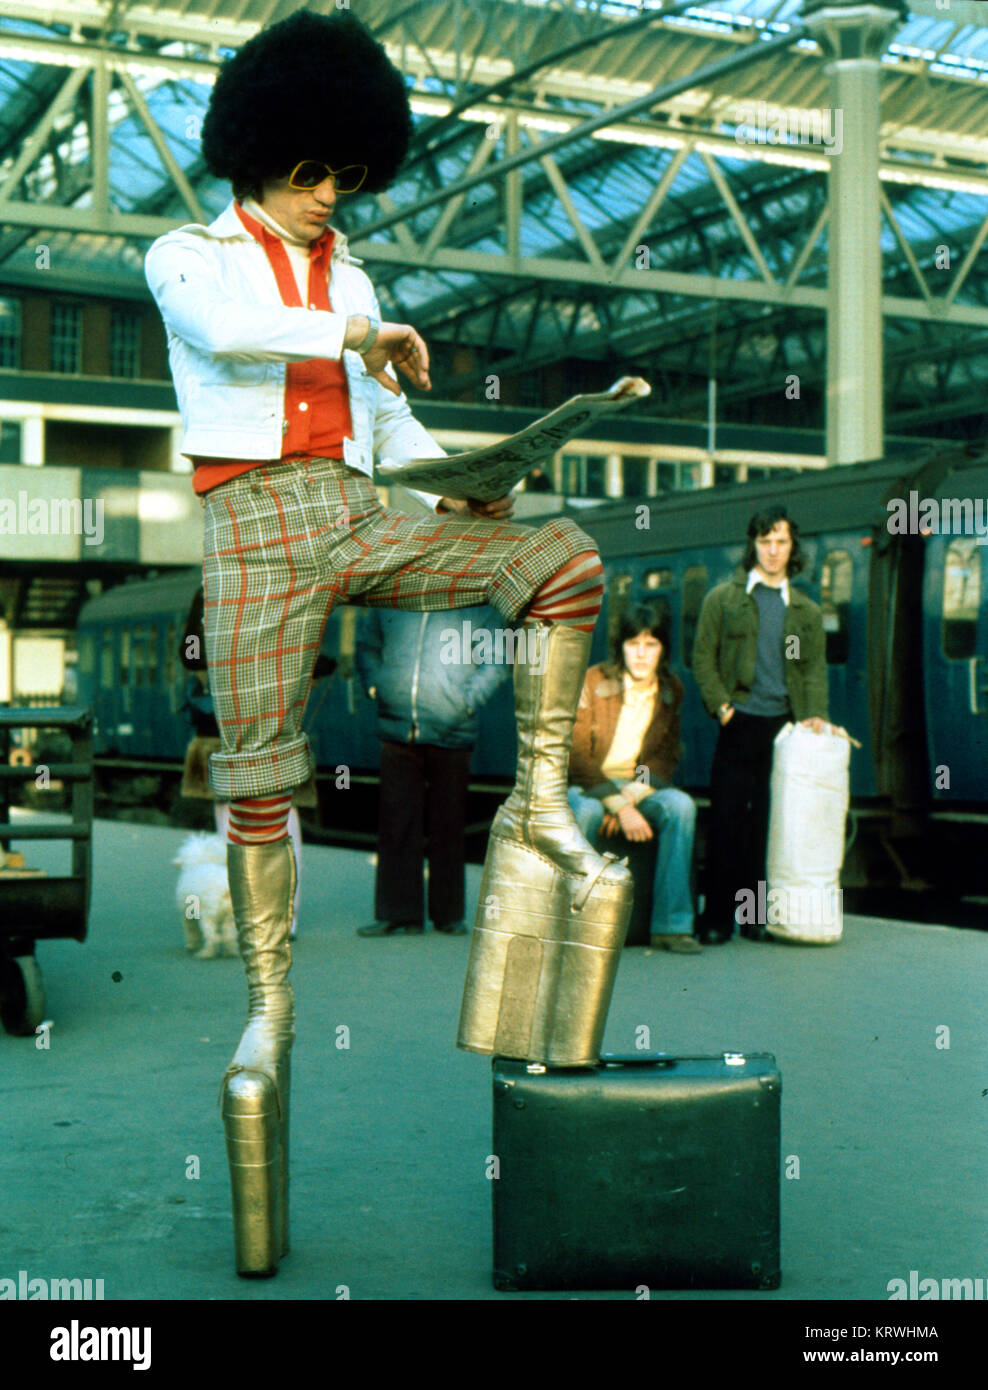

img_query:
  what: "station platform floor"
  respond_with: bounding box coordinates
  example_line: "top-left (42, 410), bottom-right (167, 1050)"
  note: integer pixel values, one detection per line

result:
top-left (2, 816), bottom-right (984, 1302)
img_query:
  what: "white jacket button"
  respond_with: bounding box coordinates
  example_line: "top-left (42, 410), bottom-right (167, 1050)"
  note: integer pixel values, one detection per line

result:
top-left (298, 402), bottom-right (308, 412)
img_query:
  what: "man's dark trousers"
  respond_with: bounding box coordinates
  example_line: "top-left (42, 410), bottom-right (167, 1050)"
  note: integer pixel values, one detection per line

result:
top-left (375, 740), bottom-right (473, 927)
top-left (703, 710), bottom-right (789, 936)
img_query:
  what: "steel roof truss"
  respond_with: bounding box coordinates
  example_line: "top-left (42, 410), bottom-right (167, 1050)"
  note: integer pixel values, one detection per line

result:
top-left (115, 67), bottom-right (204, 224)
top-left (880, 187), bottom-right (933, 305)
top-left (700, 149), bottom-right (776, 286)
top-left (0, 64), bottom-right (89, 203)
top-left (944, 205), bottom-right (988, 309)
top-left (536, 147), bottom-right (606, 275)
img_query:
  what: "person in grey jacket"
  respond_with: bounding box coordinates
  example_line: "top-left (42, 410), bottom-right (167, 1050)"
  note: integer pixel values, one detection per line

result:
top-left (356, 605), bottom-right (510, 935)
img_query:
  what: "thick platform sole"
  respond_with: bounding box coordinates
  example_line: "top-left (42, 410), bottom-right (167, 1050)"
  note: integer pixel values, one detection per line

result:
top-left (457, 833), bottom-right (632, 1066)
top-left (222, 1066), bottom-right (288, 1277)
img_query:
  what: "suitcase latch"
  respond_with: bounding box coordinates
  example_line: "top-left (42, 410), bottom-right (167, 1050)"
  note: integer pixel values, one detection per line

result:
top-left (525, 1063), bottom-right (547, 1074)
top-left (723, 1052), bottom-right (746, 1066)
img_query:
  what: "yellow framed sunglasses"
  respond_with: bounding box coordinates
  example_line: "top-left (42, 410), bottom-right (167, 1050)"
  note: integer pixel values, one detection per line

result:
top-left (287, 160), bottom-right (368, 194)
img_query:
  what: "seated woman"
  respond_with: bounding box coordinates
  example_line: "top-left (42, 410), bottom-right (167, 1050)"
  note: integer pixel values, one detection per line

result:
top-left (567, 604), bottom-right (700, 953)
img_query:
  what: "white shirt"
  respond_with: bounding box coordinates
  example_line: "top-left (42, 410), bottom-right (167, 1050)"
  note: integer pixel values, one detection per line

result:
top-left (746, 569), bottom-right (790, 606)
top-left (144, 201), bottom-right (444, 511)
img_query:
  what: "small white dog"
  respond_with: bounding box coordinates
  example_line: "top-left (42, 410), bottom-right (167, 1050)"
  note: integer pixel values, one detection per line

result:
top-left (173, 832), bottom-right (239, 959)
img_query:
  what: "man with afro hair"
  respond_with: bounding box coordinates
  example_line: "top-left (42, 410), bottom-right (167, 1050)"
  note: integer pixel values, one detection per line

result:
top-left (146, 7), bottom-right (632, 1277)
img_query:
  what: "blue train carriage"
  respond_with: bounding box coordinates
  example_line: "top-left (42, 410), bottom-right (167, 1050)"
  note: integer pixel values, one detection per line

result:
top-left (917, 456), bottom-right (988, 806)
top-left (75, 569), bottom-right (386, 825)
top-left (76, 568), bottom-right (201, 765)
top-left (568, 445), bottom-right (988, 898)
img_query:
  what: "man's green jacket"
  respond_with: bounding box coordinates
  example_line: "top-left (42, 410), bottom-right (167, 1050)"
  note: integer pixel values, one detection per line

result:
top-left (692, 571), bottom-right (829, 722)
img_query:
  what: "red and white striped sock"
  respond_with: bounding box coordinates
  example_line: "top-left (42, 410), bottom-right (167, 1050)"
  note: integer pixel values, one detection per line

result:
top-left (526, 552), bottom-right (604, 632)
top-left (226, 793), bottom-right (293, 846)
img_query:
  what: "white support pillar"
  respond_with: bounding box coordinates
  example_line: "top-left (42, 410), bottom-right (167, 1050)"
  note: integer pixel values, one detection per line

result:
top-left (804, 2), bottom-right (903, 466)
top-left (604, 452), bottom-right (624, 498)
top-left (21, 415), bottom-right (44, 464)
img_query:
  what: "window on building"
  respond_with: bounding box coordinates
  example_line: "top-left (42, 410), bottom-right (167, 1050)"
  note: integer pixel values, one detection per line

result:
top-left (621, 458), bottom-right (646, 499)
top-left (643, 568), bottom-right (674, 591)
top-left (942, 538), bottom-right (980, 661)
top-left (585, 456), bottom-right (606, 499)
top-left (51, 303), bottom-right (82, 373)
top-left (0, 296), bottom-right (21, 368)
top-left (820, 550), bottom-right (853, 665)
top-left (681, 566), bottom-right (709, 667)
top-left (110, 308), bottom-right (141, 378)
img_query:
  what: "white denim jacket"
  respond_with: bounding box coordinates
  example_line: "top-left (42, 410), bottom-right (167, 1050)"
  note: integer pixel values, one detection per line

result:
top-left (144, 201), bottom-right (443, 508)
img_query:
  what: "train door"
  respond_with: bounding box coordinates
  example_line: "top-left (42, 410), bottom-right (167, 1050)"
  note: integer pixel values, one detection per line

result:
top-left (98, 625), bottom-right (120, 751)
top-left (130, 624), bottom-right (156, 754)
top-left (925, 534), bottom-right (988, 801)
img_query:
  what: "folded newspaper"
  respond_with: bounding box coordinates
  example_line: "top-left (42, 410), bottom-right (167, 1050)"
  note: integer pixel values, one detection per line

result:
top-left (378, 375), bottom-right (651, 503)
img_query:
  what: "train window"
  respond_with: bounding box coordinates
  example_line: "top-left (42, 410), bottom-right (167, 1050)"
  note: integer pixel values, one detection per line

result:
top-left (820, 550), bottom-right (853, 665)
top-left (77, 634), bottom-right (94, 676)
top-left (119, 629), bottom-right (130, 686)
top-left (133, 628), bottom-right (147, 687)
top-left (100, 630), bottom-right (113, 689)
top-left (147, 625), bottom-right (159, 687)
top-left (681, 566), bottom-right (708, 668)
top-left (643, 568), bottom-right (673, 591)
top-left (942, 538), bottom-right (980, 661)
top-left (606, 573), bottom-right (633, 653)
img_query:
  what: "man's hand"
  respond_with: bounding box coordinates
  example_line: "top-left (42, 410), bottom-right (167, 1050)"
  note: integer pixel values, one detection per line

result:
top-left (438, 494), bottom-right (516, 520)
top-left (617, 803), bottom-right (654, 842)
top-left (718, 703), bottom-right (735, 726)
top-left (358, 321), bottom-right (431, 394)
top-left (601, 812), bottom-right (621, 838)
top-left (800, 717), bottom-right (830, 734)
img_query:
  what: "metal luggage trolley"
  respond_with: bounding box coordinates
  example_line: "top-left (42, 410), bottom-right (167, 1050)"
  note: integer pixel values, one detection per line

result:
top-left (0, 706), bottom-right (94, 1036)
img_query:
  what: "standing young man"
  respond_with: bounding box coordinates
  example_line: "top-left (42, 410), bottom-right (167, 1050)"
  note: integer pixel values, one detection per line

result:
top-left (692, 505), bottom-right (829, 945)
top-left (145, 9), bottom-right (631, 1276)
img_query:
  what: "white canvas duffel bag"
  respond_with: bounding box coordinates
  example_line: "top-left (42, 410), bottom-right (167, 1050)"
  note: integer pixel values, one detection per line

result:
top-left (765, 723), bottom-right (852, 944)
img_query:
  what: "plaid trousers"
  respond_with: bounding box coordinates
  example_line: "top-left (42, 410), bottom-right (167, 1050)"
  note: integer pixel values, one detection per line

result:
top-left (201, 457), bottom-right (595, 800)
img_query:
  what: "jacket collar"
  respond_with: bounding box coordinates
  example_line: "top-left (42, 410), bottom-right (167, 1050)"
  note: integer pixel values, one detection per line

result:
top-left (731, 568), bottom-right (809, 606)
top-left (195, 200), bottom-right (362, 265)
top-left (746, 568), bottom-right (790, 606)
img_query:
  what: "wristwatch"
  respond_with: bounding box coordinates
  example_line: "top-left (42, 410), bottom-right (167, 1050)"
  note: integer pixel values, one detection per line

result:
top-left (354, 315), bottom-right (380, 355)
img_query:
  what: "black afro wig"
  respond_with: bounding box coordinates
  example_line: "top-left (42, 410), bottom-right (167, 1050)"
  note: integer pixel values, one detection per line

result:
top-left (201, 8), bottom-right (413, 201)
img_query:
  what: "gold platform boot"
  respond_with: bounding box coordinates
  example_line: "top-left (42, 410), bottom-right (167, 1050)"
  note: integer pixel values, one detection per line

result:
top-left (220, 837), bottom-right (296, 1277)
top-left (458, 623), bottom-right (633, 1066)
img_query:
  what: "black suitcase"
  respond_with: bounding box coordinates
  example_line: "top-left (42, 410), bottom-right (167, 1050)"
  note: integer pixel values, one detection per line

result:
top-left (491, 1052), bottom-right (781, 1291)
